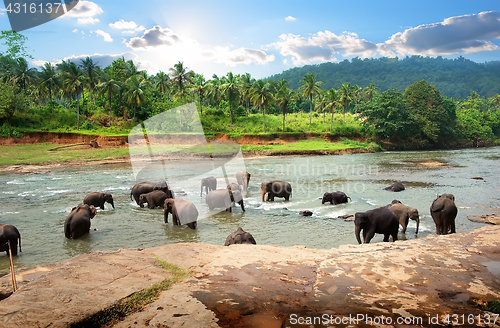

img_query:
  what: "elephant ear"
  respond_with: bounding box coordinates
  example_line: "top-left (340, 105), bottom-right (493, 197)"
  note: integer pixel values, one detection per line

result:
top-left (89, 206), bottom-right (97, 218)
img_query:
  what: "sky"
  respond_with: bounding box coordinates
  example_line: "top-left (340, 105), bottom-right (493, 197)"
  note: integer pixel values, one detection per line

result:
top-left (0, 0), bottom-right (499, 79)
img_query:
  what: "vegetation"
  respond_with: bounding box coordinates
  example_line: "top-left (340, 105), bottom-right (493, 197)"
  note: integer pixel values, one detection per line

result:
top-left (71, 257), bottom-right (191, 328)
top-left (241, 138), bottom-right (380, 152)
top-left (0, 31), bottom-right (499, 152)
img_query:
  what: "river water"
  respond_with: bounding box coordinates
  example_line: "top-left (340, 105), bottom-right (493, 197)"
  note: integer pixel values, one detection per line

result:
top-left (1, 147), bottom-right (499, 273)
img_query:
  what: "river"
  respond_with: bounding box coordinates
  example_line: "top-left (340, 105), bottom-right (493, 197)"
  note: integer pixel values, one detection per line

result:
top-left (1, 147), bottom-right (499, 273)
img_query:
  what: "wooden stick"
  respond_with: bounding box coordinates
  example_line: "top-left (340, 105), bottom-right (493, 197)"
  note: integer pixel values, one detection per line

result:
top-left (8, 241), bottom-right (17, 292)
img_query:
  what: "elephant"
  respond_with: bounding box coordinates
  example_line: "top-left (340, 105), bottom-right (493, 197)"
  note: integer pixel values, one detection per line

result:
top-left (382, 199), bottom-right (402, 208)
top-left (206, 189), bottom-right (245, 212)
top-left (388, 203), bottom-right (420, 234)
top-left (130, 181), bottom-right (172, 205)
top-left (227, 183), bottom-right (243, 202)
top-left (0, 224), bottom-right (21, 256)
top-left (200, 176), bottom-right (217, 196)
top-left (430, 194), bottom-right (458, 235)
top-left (84, 192), bottom-right (114, 210)
top-left (224, 227), bottom-right (256, 246)
top-left (64, 204), bottom-right (97, 239)
top-left (236, 170), bottom-right (251, 192)
top-left (354, 208), bottom-right (399, 244)
top-left (261, 181), bottom-right (292, 202)
top-left (384, 182), bottom-right (405, 192)
top-left (163, 198), bottom-right (198, 229)
top-left (139, 190), bottom-right (169, 209)
top-left (322, 191), bottom-right (351, 205)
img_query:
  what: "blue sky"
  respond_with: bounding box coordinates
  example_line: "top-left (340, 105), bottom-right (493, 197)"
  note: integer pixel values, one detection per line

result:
top-left (1, 0), bottom-right (499, 79)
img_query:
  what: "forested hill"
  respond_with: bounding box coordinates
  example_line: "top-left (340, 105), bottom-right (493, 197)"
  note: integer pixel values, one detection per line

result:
top-left (267, 56), bottom-right (500, 99)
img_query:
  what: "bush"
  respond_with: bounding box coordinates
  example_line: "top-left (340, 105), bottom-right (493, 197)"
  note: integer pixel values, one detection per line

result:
top-left (80, 121), bottom-right (98, 130)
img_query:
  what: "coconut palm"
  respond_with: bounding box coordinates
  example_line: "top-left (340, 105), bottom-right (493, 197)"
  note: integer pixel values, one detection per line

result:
top-left (299, 72), bottom-right (323, 124)
top-left (58, 60), bottom-right (85, 128)
top-left (125, 74), bottom-right (150, 118)
top-left (238, 73), bottom-right (254, 115)
top-left (11, 57), bottom-right (37, 91)
top-left (169, 61), bottom-right (194, 104)
top-left (276, 86), bottom-right (298, 131)
top-left (37, 62), bottom-right (60, 112)
top-left (339, 83), bottom-right (355, 126)
top-left (324, 88), bottom-right (340, 131)
top-left (191, 73), bottom-right (206, 114)
top-left (314, 89), bottom-right (329, 123)
top-left (220, 71), bottom-right (239, 123)
top-left (79, 56), bottom-right (99, 114)
top-left (97, 69), bottom-right (121, 126)
top-left (154, 71), bottom-right (170, 97)
top-left (364, 83), bottom-right (378, 102)
top-left (206, 75), bottom-right (221, 109)
top-left (250, 79), bottom-right (273, 133)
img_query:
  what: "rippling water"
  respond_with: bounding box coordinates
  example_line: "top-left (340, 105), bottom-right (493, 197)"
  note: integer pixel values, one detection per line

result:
top-left (1, 147), bottom-right (499, 273)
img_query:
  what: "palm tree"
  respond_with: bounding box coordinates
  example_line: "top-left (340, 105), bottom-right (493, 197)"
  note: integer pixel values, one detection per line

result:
top-left (493, 93), bottom-right (500, 110)
top-left (220, 71), bottom-right (239, 123)
top-left (324, 88), bottom-right (340, 131)
top-left (37, 62), bottom-right (60, 113)
top-left (299, 72), bottom-right (323, 124)
top-left (97, 69), bottom-right (121, 126)
top-left (206, 75), bottom-right (221, 109)
top-left (154, 71), bottom-right (170, 97)
top-left (364, 83), bottom-right (378, 102)
top-left (58, 60), bottom-right (85, 128)
top-left (250, 79), bottom-right (273, 133)
top-left (238, 73), bottom-right (254, 115)
top-left (11, 57), bottom-right (37, 91)
top-left (125, 74), bottom-right (150, 118)
top-left (79, 56), bottom-right (99, 114)
top-left (314, 90), bottom-right (329, 123)
top-left (339, 83), bottom-right (354, 126)
top-left (191, 73), bottom-right (206, 114)
top-left (169, 61), bottom-right (194, 104)
top-left (276, 86), bottom-right (298, 131)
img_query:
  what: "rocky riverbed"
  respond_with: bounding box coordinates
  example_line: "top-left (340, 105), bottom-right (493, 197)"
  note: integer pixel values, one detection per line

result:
top-left (1, 225), bottom-right (500, 328)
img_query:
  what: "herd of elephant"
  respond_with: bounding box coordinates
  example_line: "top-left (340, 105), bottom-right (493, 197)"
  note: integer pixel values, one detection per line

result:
top-left (0, 176), bottom-right (458, 258)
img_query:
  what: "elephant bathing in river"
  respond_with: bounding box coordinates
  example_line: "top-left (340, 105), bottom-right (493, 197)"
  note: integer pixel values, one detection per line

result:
top-left (430, 194), bottom-right (458, 235)
top-left (322, 191), bottom-right (351, 205)
top-left (354, 208), bottom-right (399, 244)
top-left (139, 190), bottom-right (169, 209)
top-left (236, 170), bottom-right (251, 192)
top-left (130, 181), bottom-right (172, 205)
top-left (261, 181), bottom-right (292, 202)
top-left (84, 192), bottom-right (114, 210)
top-left (388, 203), bottom-right (420, 234)
top-left (200, 176), bottom-right (217, 196)
top-left (224, 227), bottom-right (256, 246)
top-left (0, 224), bottom-right (21, 256)
top-left (206, 189), bottom-right (245, 212)
top-left (384, 182), bottom-right (405, 192)
top-left (64, 204), bottom-right (97, 239)
top-left (164, 198), bottom-right (198, 229)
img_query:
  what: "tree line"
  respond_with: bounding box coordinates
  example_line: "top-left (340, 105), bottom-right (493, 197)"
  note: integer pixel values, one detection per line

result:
top-left (0, 31), bottom-right (499, 148)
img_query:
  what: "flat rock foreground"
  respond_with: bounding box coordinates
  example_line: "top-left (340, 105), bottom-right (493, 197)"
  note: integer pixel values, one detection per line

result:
top-left (1, 226), bottom-right (500, 328)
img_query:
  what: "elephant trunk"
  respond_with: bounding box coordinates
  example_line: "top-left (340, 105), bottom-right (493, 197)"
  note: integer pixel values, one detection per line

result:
top-left (415, 217), bottom-right (420, 234)
top-left (261, 189), bottom-right (266, 202)
top-left (239, 200), bottom-right (245, 212)
top-left (110, 201), bottom-right (115, 209)
top-left (164, 210), bottom-right (169, 223)
top-left (355, 225), bottom-right (363, 244)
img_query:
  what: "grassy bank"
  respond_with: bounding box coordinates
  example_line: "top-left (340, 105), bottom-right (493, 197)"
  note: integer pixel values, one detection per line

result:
top-left (240, 138), bottom-right (380, 152)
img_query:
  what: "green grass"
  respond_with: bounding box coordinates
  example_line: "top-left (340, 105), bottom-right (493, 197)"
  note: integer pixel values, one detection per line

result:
top-left (71, 257), bottom-right (191, 328)
top-left (0, 143), bottom-right (130, 166)
top-left (241, 138), bottom-right (378, 152)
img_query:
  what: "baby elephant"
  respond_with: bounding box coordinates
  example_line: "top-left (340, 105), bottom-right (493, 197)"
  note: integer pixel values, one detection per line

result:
top-left (0, 224), bottom-right (22, 256)
top-left (354, 207), bottom-right (399, 244)
top-left (164, 198), bottom-right (198, 229)
top-left (64, 204), bottom-right (97, 239)
top-left (139, 190), bottom-right (169, 209)
top-left (84, 192), bottom-right (114, 210)
top-left (388, 203), bottom-right (420, 234)
top-left (322, 191), bottom-right (351, 205)
top-left (224, 227), bottom-right (256, 246)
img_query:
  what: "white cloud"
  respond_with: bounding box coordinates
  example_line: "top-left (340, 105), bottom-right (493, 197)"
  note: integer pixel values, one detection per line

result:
top-left (109, 19), bottom-right (138, 30)
top-left (95, 30), bottom-right (113, 42)
top-left (65, 1), bottom-right (103, 18)
top-left (33, 52), bottom-right (138, 69)
top-left (285, 16), bottom-right (297, 22)
top-left (378, 11), bottom-right (500, 57)
top-left (272, 30), bottom-right (377, 65)
top-left (203, 46), bottom-right (275, 66)
top-left (77, 17), bottom-right (99, 24)
top-left (126, 25), bottom-right (196, 50)
top-left (72, 29), bottom-right (78, 33)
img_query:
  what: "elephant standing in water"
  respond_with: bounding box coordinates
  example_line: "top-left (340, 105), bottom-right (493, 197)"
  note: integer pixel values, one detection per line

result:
top-left (64, 204), bottom-right (97, 239)
top-left (388, 203), bottom-right (420, 234)
top-left (130, 181), bottom-right (172, 206)
top-left (0, 224), bottom-right (21, 256)
top-left (430, 194), bottom-right (458, 235)
top-left (164, 198), bottom-right (198, 229)
top-left (139, 190), bottom-right (169, 209)
top-left (261, 181), bottom-right (292, 202)
top-left (236, 170), bottom-right (251, 192)
top-left (206, 189), bottom-right (245, 212)
top-left (84, 192), bottom-right (114, 210)
top-left (224, 227), bottom-right (256, 246)
top-left (200, 176), bottom-right (217, 196)
top-left (354, 208), bottom-right (399, 244)
top-left (384, 182), bottom-right (405, 192)
top-left (322, 191), bottom-right (351, 205)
